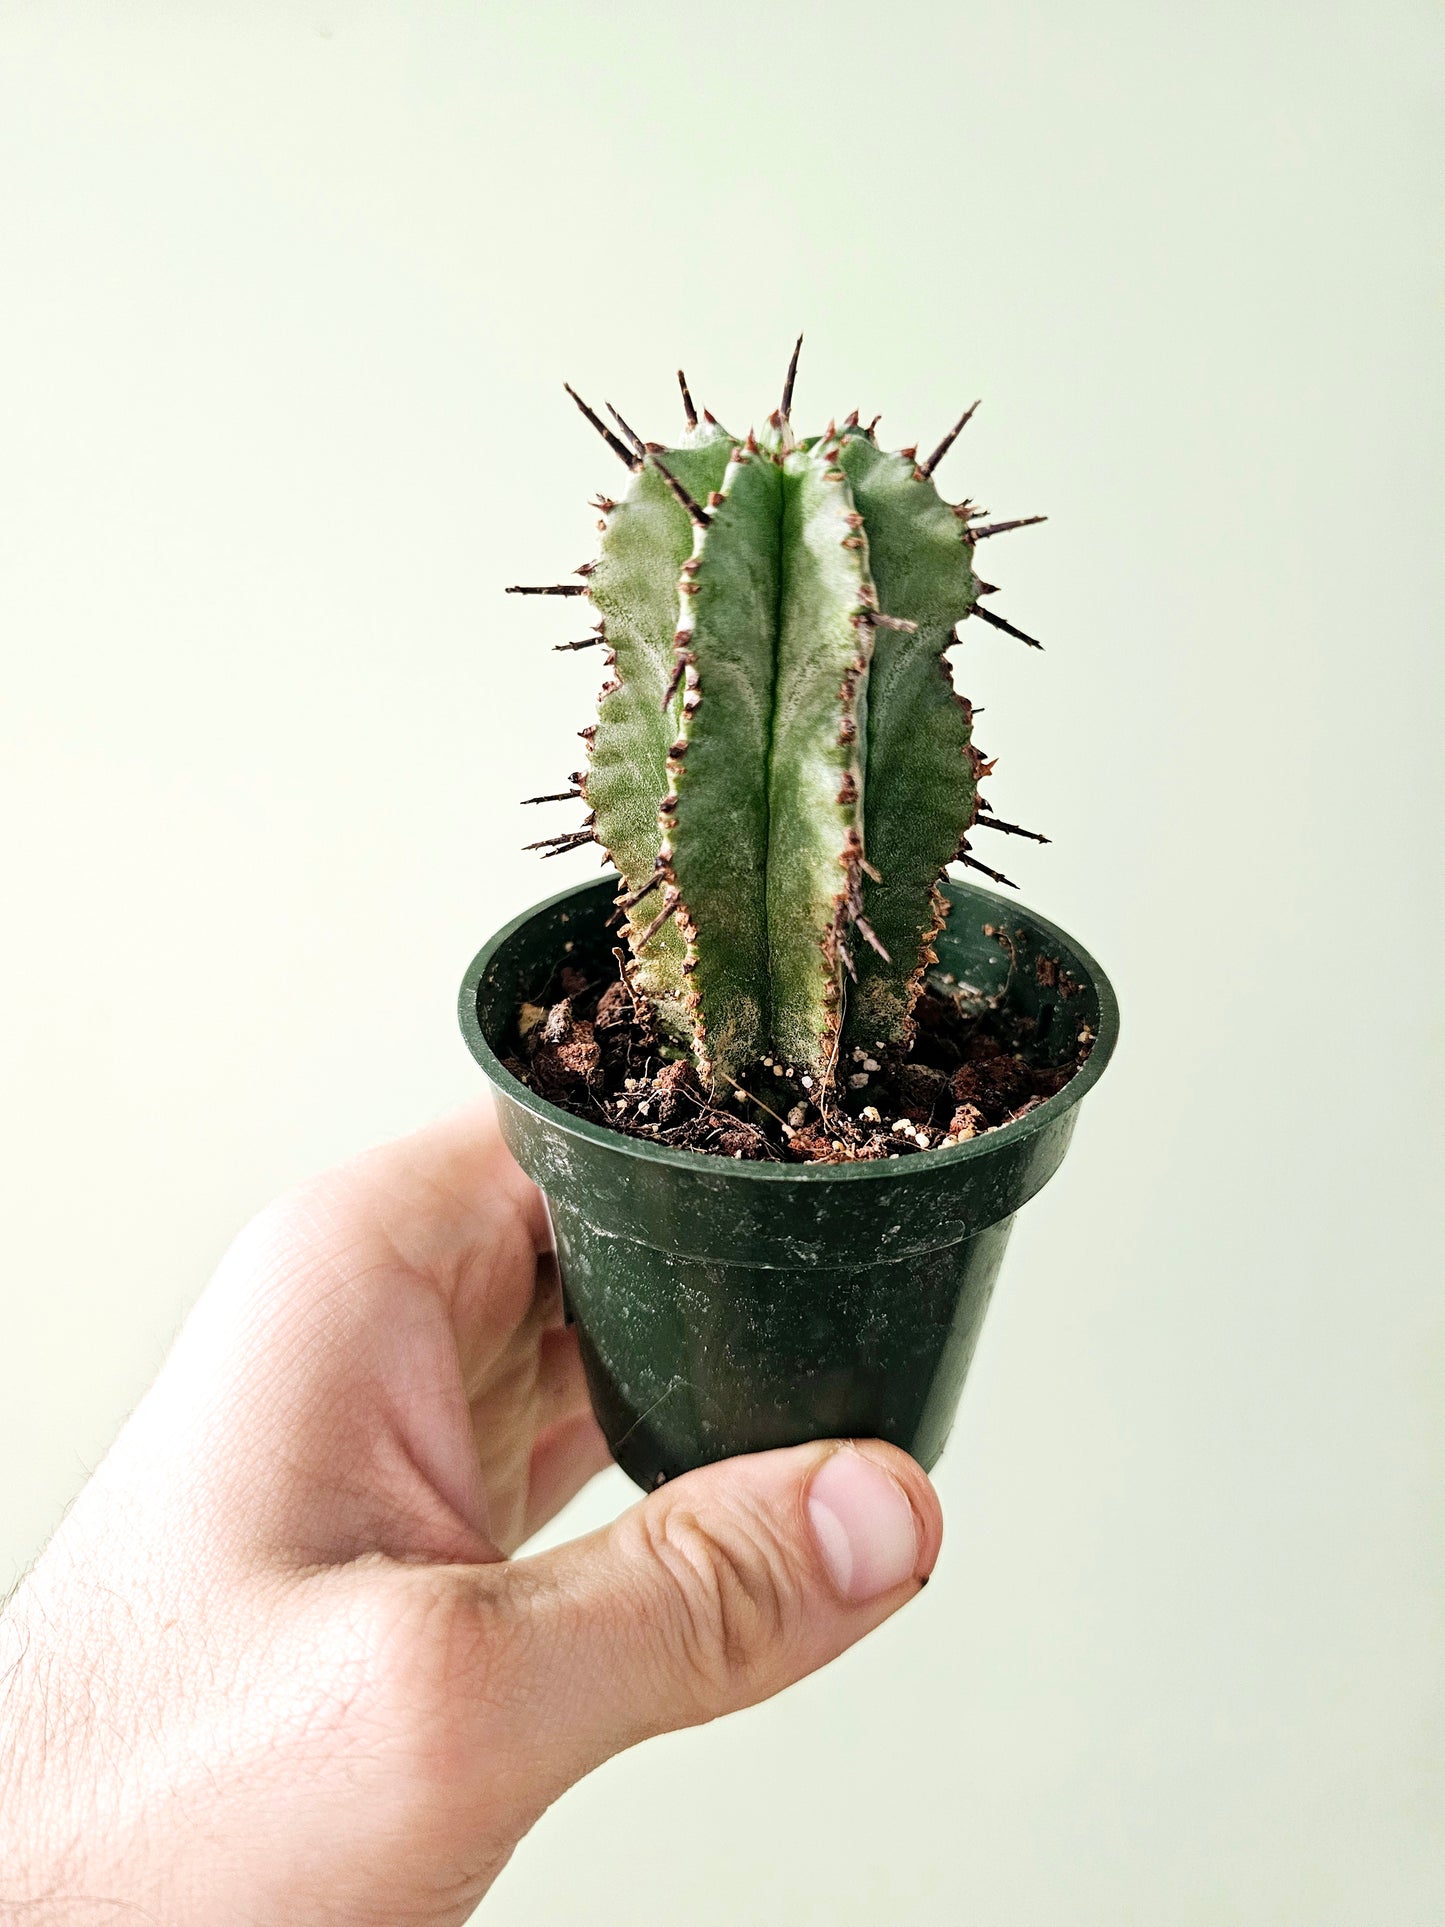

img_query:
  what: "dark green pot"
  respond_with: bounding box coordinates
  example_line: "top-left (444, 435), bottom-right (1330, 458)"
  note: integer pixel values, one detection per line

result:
top-left (459, 876), bottom-right (1118, 1490)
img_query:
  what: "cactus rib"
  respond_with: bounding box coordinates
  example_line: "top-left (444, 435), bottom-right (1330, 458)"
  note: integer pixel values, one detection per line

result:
top-left (583, 427), bottom-right (734, 1044)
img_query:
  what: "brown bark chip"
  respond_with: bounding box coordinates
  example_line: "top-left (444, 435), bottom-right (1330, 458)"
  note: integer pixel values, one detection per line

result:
top-left (652, 1059), bottom-right (698, 1123)
top-left (593, 980), bottom-right (633, 1031)
top-left (542, 997), bottom-right (575, 1046)
top-left (948, 1103), bottom-right (990, 1141)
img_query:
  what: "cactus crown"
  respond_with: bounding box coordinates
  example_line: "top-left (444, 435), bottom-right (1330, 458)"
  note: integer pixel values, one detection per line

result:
top-left (512, 344), bottom-right (1045, 1091)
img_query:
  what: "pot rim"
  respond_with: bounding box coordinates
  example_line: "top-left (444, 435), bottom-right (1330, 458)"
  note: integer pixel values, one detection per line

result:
top-left (459, 874), bottom-right (1119, 1185)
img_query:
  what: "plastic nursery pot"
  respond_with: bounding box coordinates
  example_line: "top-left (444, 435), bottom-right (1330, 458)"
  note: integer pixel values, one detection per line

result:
top-left (459, 875), bottom-right (1118, 1491)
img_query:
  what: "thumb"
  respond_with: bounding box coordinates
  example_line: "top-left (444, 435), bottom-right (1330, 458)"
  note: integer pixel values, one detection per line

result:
top-left (487, 1439), bottom-right (941, 1806)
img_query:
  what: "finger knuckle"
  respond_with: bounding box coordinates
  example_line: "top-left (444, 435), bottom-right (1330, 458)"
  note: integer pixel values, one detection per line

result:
top-left (640, 1503), bottom-right (799, 1709)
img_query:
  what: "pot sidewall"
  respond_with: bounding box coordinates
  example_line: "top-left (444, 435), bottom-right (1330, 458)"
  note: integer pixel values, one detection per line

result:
top-left (462, 876), bottom-right (1117, 1483)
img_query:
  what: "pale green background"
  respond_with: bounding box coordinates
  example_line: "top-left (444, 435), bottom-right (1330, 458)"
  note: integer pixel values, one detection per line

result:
top-left (1, 3), bottom-right (1440, 1921)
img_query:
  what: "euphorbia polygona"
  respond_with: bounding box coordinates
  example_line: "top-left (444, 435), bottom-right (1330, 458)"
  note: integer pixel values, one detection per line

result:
top-left (510, 340), bottom-right (1047, 1089)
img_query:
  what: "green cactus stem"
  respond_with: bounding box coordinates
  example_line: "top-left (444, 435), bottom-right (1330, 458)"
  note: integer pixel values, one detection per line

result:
top-left (508, 348), bottom-right (1047, 1090)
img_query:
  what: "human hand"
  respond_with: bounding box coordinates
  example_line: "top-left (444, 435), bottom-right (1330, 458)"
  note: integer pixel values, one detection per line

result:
top-left (0, 1103), bottom-right (940, 1923)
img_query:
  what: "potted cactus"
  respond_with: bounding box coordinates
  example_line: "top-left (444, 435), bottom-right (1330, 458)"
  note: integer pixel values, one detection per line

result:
top-left (459, 343), bottom-right (1118, 1489)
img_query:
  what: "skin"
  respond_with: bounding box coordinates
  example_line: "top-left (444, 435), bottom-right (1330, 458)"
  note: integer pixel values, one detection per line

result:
top-left (0, 1102), bottom-right (941, 1923)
